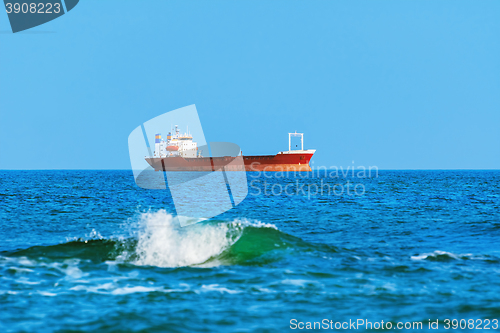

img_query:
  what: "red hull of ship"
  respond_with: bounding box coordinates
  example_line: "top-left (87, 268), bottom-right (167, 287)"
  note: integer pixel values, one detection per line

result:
top-left (145, 152), bottom-right (314, 172)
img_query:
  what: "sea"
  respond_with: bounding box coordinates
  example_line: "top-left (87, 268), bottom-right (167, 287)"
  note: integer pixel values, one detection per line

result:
top-left (1, 170), bottom-right (499, 332)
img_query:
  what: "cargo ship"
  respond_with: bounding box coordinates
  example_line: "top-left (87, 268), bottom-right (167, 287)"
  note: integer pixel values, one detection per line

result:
top-left (145, 126), bottom-right (315, 172)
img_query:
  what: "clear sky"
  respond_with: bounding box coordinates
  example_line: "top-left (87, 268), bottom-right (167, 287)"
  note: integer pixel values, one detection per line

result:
top-left (1, 0), bottom-right (499, 169)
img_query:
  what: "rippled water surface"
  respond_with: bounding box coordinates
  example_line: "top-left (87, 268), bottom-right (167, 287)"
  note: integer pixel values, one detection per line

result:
top-left (1, 170), bottom-right (499, 332)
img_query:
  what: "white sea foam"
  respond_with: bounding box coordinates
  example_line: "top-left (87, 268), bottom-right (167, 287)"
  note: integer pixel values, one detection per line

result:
top-left (87, 229), bottom-right (104, 240)
top-left (280, 279), bottom-right (322, 288)
top-left (199, 284), bottom-right (242, 294)
top-left (411, 250), bottom-right (461, 261)
top-left (67, 281), bottom-right (236, 295)
top-left (130, 210), bottom-right (272, 268)
top-left (111, 286), bottom-right (160, 295)
top-left (15, 278), bottom-right (41, 285)
top-left (37, 291), bottom-right (57, 297)
top-left (410, 251), bottom-right (496, 262)
top-left (50, 259), bottom-right (86, 279)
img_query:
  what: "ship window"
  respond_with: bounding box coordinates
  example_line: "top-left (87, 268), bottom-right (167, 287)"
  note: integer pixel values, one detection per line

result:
top-left (300, 156), bottom-right (305, 160)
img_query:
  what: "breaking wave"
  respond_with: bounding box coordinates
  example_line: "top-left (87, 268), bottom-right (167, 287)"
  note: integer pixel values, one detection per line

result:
top-left (4, 210), bottom-right (326, 268)
top-left (126, 210), bottom-right (246, 267)
top-left (409, 250), bottom-right (497, 262)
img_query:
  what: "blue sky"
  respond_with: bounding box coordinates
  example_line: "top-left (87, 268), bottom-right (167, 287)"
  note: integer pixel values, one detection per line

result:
top-left (1, 0), bottom-right (499, 169)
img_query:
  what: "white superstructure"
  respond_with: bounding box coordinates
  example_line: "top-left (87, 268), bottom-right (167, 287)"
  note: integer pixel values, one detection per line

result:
top-left (153, 125), bottom-right (200, 158)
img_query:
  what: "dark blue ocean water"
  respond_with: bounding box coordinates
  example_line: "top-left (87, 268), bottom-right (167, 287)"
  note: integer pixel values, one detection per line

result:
top-left (1, 170), bottom-right (499, 332)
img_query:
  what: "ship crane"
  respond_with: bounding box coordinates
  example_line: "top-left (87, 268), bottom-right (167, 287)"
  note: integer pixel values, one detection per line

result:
top-left (289, 131), bottom-right (304, 151)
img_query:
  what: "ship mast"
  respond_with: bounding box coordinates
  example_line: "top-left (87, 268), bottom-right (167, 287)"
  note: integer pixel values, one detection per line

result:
top-left (289, 131), bottom-right (304, 151)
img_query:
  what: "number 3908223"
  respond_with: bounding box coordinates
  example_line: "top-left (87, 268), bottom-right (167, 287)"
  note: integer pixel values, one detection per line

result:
top-left (5, 3), bottom-right (61, 14)
top-left (443, 319), bottom-right (498, 330)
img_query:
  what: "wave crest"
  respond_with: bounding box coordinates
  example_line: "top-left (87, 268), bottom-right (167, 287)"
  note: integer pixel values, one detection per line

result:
top-left (5, 211), bottom-right (322, 268)
top-left (129, 210), bottom-right (246, 267)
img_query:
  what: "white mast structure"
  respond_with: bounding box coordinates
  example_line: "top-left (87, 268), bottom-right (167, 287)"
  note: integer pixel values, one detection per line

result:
top-left (280, 131), bottom-right (315, 156)
top-left (289, 131), bottom-right (304, 151)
